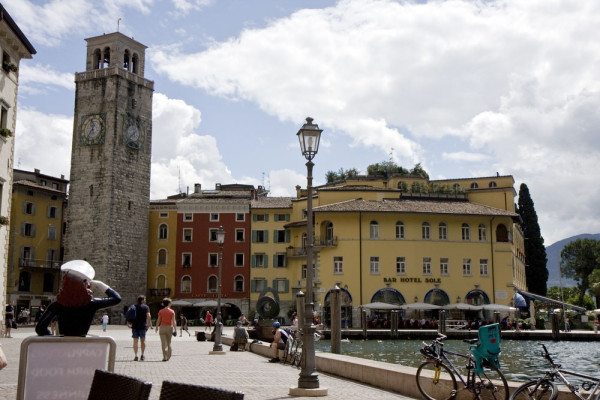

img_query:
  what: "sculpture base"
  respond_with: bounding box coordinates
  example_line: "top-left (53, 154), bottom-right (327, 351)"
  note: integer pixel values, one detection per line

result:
top-left (208, 350), bottom-right (226, 355)
top-left (288, 387), bottom-right (328, 397)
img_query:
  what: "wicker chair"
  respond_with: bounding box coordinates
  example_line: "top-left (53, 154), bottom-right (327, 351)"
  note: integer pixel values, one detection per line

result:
top-left (159, 380), bottom-right (244, 400)
top-left (87, 369), bottom-right (152, 400)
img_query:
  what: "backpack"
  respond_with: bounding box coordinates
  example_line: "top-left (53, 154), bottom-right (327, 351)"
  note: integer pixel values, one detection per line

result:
top-left (125, 305), bottom-right (136, 322)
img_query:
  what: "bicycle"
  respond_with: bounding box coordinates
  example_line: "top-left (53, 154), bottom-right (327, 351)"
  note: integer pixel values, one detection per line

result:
top-left (510, 343), bottom-right (600, 400)
top-left (416, 326), bottom-right (509, 400)
top-left (282, 330), bottom-right (297, 365)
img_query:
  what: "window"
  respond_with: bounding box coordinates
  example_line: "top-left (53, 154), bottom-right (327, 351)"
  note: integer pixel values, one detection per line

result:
top-left (47, 249), bottom-right (58, 268)
top-left (334, 256), bottom-right (343, 274)
top-left (208, 253), bottom-right (218, 266)
top-left (253, 214), bottom-right (268, 222)
top-left (40, 180), bottom-right (47, 186)
top-left (235, 229), bottom-right (245, 242)
top-left (47, 206), bottom-right (58, 219)
top-left (463, 258), bottom-right (472, 276)
top-left (252, 230), bottom-right (268, 243)
top-left (19, 271), bottom-right (31, 291)
top-left (235, 253), bottom-right (244, 267)
top-left (461, 223), bottom-right (470, 241)
top-left (43, 273), bottom-right (54, 292)
top-left (234, 275), bottom-right (244, 292)
top-left (395, 222), bottom-right (405, 239)
top-left (439, 223), bottom-right (447, 240)
top-left (396, 257), bottom-right (406, 274)
top-left (489, 181), bottom-right (497, 188)
top-left (160, 212), bottom-right (168, 218)
top-left (480, 259), bottom-right (488, 276)
top-left (470, 182), bottom-right (479, 189)
top-left (369, 221), bottom-right (379, 239)
top-left (274, 214), bottom-right (290, 221)
top-left (0, 102), bottom-right (8, 131)
top-left (158, 249), bottom-right (167, 265)
top-left (302, 264), bottom-right (315, 280)
top-left (252, 254), bottom-right (267, 268)
top-left (48, 226), bottom-right (56, 240)
top-left (236, 213), bottom-right (245, 221)
top-left (182, 253), bottom-right (192, 267)
top-left (273, 253), bottom-right (287, 267)
top-left (210, 213), bottom-right (219, 221)
top-left (274, 229), bottom-right (289, 243)
top-left (181, 276), bottom-right (191, 293)
top-left (274, 279), bottom-right (289, 293)
top-left (251, 278), bottom-right (267, 293)
top-left (52, 182), bottom-right (59, 190)
top-left (478, 224), bottom-right (487, 241)
top-left (23, 223), bottom-right (35, 237)
top-left (183, 213), bottom-right (193, 221)
top-left (209, 228), bottom-right (218, 242)
top-left (159, 224), bottom-right (168, 240)
top-left (370, 256), bottom-right (380, 274)
top-left (496, 224), bottom-right (509, 242)
top-left (24, 202), bottom-right (35, 215)
top-left (183, 228), bottom-right (192, 242)
top-left (422, 222), bottom-right (430, 239)
top-left (440, 258), bottom-right (449, 275)
top-left (422, 257), bottom-right (432, 275)
top-left (208, 275), bottom-right (217, 292)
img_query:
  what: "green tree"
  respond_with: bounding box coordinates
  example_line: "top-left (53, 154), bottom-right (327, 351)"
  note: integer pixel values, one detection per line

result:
top-left (518, 183), bottom-right (548, 295)
top-left (560, 238), bottom-right (600, 306)
top-left (325, 168), bottom-right (360, 183)
top-left (409, 163), bottom-right (429, 179)
top-left (366, 161), bottom-right (409, 177)
top-left (546, 286), bottom-right (595, 309)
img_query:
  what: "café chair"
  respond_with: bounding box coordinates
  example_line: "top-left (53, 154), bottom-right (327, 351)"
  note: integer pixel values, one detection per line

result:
top-left (159, 380), bottom-right (244, 400)
top-left (87, 369), bottom-right (152, 400)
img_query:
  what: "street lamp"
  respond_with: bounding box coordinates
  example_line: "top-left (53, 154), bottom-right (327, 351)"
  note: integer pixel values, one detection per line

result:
top-left (211, 226), bottom-right (226, 353)
top-left (290, 117), bottom-right (327, 396)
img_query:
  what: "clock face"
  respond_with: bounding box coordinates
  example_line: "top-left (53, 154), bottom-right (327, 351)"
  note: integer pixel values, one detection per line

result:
top-left (127, 124), bottom-right (140, 141)
top-left (86, 120), bottom-right (100, 139)
top-left (80, 114), bottom-right (105, 146)
top-left (122, 115), bottom-right (145, 150)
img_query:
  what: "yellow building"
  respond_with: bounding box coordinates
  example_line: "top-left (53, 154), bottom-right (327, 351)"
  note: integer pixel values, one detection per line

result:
top-left (279, 174), bottom-right (526, 327)
top-left (7, 169), bottom-right (68, 317)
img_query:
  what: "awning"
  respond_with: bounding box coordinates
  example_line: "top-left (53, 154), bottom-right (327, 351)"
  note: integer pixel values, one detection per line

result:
top-left (517, 290), bottom-right (586, 313)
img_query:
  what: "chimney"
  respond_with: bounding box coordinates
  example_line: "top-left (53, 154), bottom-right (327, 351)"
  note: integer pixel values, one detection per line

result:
top-left (194, 183), bottom-right (201, 193)
top-left (215, 183), bottom-right (221, 190)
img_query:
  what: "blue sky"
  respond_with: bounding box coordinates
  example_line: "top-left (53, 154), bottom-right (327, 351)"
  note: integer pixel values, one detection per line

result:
top-left (6, 0), bottom-right (600, 246)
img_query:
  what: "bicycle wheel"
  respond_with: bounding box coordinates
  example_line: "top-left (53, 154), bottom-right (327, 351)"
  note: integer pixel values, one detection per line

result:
top-left (509, 380), bottom-right (557, 400)
top-left (473, 362), bottom-right (509, 400)
top-left (416, 361), bottom-right (458, 400)
top-left (293, 341), bottom-right (303, 368)
top-left (282, 339), bottom-right (293, 365)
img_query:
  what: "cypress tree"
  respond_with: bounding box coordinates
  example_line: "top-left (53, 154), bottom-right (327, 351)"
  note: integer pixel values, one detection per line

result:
top-left (518, 183), bottom-right (548, 295)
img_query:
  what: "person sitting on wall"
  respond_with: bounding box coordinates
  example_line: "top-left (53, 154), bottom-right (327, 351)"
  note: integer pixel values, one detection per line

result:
top-left (268, 321), bottom-right (289, 363)
top-left (36, 260), bottom-right (121, 337)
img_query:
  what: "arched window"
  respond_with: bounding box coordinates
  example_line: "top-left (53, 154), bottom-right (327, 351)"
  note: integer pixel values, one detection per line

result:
top-left (369, 221), bottom-right (379, 239)
top-left (325, 222), bottom-right (334, 245)
top-left (181, 276), bottom-right (191, 293)
top-left (489, 181), bottom-right (497, 188)
top-left (93, 49), bottom-right (101, 69)
top-left (234, 275), bottom-right (244, 292)
top-left (159, 224), bottom-right (168, 240)
top-left (424, 288), bottom-right (450, 306)
top-left (496, 224), bottom-right (509, 242)
top-left (422, 222), bottom-right (430, 239)
top-left (453, 183), bottom-right (461, 192)
top-left (157, 249), bottom-right (167, 265)
top-left (395, 221), bottom-right (405, 239)
top-left (156, 274), bottom-right (167, 288)
top-left (439, 222), bottom-right (447, 240)
top-left (461, 223), bottom-right (470, 241)
top-left (132, 53), bottom-right (139, 74)
top-left (123, 49), bottom-right (130, 70)
top-left (102, 47), bottom-right (110, 68)
top-left (302, 233), bottom-right (307, 249)
top-left (478, 224), bottom-right (487, 241)
top-left (208, 275), bottom-right (218, 292)
top-left (470, 182), bottom-right (479, 189)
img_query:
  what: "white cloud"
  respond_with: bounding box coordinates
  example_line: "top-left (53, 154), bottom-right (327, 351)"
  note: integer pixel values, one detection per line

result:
top-left (442, 152), bottom-right (490, 163)
top-left (19, 64), bottom-right (75, 92)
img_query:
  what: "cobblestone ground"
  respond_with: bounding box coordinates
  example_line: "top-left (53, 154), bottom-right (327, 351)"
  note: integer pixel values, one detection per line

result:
top-left (0, 325), bottom-right (414, 400)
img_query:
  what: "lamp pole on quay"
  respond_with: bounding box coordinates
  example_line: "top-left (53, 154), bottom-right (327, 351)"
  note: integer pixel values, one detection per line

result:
top-left (211, 226), bottom-right (226, 354)
top-left (290, 117), bottom-right (327, 396)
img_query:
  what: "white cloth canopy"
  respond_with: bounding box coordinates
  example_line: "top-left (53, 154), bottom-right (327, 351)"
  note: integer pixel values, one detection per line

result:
top-left (360, 302), bottom-right (403, 310)
top-left (481, 304), bottom-right (517, 312)
top-left (171, 300), bottom-right (193, 306)
top-left (400, 302), bottom-right (441, 310)
top-left (443, 303), bottom-right (482, 310)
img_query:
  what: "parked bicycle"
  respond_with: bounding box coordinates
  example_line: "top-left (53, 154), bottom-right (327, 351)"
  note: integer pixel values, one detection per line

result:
top-left (510, 343), bottom-right (600, 400)
top-left (416, 324), bottom-right (509, 400)
top-left (282, 329), bottom-right (303, 368)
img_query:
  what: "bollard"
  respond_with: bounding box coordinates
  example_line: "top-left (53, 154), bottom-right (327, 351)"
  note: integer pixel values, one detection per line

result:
top-left (331, 285), bottom-right (341, 354)
top-left (390, 311), bottom-right (398, 338)
top-left (438, 310), bottom-right (446, 335)
top-left (551, 312), bottom-right (560, 341)
top-left (362, 309), bottom-right (368, 340)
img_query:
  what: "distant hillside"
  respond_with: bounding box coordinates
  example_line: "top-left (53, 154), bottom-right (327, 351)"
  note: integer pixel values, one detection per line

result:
top-left (545, 233), bottom-right (600, 288)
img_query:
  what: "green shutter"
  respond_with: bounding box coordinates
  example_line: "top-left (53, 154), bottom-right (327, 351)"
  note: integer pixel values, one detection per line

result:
top-left (264, 256), bottom-right (268, 267)
top-left (251, 255), bottom-right (256, 267)
top-left (265, 214), bottom-right (269, 221)
top-left (253, 214), bottom-right (257, 222)
top-left (286, 214), bottom-right (290, 221)
top-left (285, 230), bottom-right (290, 243)
top-left (264, 230), bottom-right (269, 243)
top-left (274, 214), bottom-right (279, 222)
top-left (251, 230), bottom-right (257, 243)
top-left (251, 280), bottom-right (256, 292)
top-left (282, 255), bottom-right (287, 267)
top-left (273, 254), bottom-right (277, 267)
top-left (284, 280), bottom-right (289, 292)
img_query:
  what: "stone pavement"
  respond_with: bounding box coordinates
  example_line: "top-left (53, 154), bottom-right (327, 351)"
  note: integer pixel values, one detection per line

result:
top-left (0, 325), bottom-right (415, 400)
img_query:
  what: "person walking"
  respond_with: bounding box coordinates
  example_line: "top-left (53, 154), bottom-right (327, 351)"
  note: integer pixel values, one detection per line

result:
top-left (180, 313), bottom-right (190, 337)
top-left (204, 310), bottom-right (213, 331)
top-left (101, 312), bottom-right (109, 332)
top-left (128, 295), bottom-right (152, 361)
top-left (4, 301), bottom-right (14, 338)
top-left (155, 298), bottom-right (177, 361)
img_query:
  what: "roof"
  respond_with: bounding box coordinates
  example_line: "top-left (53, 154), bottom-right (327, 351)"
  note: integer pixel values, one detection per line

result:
top-left (250, 197), bottom-right (292, 209)
top-left (518, 290), bottom-right (587, 313)
top-left (0, 5), bottom-right (36, 56)
top-left (313, 198), bottom-right (519, 219)
top-left (318, 185), bottom-right (402, 192)
top-left (13, 179), bottom-right (66, 196)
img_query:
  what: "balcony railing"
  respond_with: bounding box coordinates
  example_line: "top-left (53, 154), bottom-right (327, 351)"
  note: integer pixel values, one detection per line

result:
top-left (314, 236), bottom-right (338, 247)
top-left (149, 288), bottom-right (171, 297)
top-left (19, 258), bottom-right (61, 269)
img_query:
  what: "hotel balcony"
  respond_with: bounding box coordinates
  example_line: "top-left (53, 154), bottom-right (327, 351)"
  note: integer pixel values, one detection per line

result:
top-left (19, 258), bottom-right (62, 270)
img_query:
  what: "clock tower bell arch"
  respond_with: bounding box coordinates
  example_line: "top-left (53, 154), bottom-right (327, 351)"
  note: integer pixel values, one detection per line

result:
top-left (65, 32), bottom-right (154, 311)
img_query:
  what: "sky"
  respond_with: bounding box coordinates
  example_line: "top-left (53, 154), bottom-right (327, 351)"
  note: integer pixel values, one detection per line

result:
top-left (6, 0), bottom-right (600, 247)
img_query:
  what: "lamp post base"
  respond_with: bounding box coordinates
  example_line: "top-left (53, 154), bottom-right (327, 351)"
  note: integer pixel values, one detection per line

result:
top-left (289, 387), bottom-right (328, 397)
top-left (209, 350), bottom-right (226, 355)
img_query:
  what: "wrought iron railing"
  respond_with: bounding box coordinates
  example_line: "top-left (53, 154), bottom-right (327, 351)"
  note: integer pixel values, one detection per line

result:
top-left (19, 258), bottom-right (61, 269)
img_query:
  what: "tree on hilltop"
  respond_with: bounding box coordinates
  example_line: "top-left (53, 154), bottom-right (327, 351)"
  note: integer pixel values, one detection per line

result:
top-left (560, 238), bottom-right (600, 307)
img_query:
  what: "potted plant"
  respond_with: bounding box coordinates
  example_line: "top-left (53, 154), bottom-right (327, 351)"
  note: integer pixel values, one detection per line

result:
top-left (0, 128), bottom-right (13, 138)
top-left (0, 216), bottom-right (9, 226)
top-left (2, 62), bottom-right (18, 73)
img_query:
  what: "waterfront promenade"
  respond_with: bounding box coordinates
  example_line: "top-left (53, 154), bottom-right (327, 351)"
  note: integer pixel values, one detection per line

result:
top-left (0, 325), bottom-right (416, 400)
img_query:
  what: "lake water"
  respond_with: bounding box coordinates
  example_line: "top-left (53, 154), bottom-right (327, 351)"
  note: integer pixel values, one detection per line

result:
top-left (315, 339), bottom-right (600, 382)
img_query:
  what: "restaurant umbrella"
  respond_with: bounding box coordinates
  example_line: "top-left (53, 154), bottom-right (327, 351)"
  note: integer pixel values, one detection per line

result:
top-left (193, 300), bottom-right (231, 307)
top-left (360, 302), bottom-right (403, 310)
top-left (481, 304), bottom-right (516, 312)
top-left (443, 303), bottom-right (482, 311)
top-left (171, 300), bottom-right (193, 306)
top-left (400, 302), bottom-right (441, 310)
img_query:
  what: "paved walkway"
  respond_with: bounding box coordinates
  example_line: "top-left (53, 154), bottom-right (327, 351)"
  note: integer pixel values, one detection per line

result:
top-left (0, 325), bottom-right (415, 400)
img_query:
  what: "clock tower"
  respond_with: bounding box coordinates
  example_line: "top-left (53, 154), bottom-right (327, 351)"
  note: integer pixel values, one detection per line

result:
top-left (65, 33), bottom-right (154, 310)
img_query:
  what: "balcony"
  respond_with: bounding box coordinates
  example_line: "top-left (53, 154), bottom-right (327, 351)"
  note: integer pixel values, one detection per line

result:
top-left (314, 236), bottom-right (338, 248)
top-left (287, 247), bottom-right (307, 258)
top-left (149, 288), bottom-right (171, 297)
top-left (19, 258), bottom-right (61, 270)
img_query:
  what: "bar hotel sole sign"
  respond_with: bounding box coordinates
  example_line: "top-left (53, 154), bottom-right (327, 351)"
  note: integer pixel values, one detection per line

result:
top-left (383, 277), bottom-right (441, 283)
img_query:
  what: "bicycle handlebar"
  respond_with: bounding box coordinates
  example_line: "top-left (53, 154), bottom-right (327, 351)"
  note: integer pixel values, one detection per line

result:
top-left (539, 343), bottom-right (556, 366)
